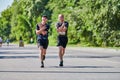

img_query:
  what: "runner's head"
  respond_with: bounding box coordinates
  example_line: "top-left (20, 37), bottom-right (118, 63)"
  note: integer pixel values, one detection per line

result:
top-left (58, 14), bottom-right (64, 22)
top-left (42, 15), bottom-right (48, 24)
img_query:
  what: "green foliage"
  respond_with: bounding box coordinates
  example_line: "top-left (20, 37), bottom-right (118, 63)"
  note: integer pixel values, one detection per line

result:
top-left (0, 0), bottom-right (120, 47)
top-left (0, 8), bottom-right (12, 41)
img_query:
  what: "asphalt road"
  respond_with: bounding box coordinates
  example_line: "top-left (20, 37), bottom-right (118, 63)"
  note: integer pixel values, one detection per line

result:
top-left (0, 44), bottom-right (120, 80)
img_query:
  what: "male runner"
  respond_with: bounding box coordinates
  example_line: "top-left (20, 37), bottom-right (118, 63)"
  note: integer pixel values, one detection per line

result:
top-left (56, 14), bottom-right (69, 66)
top-left (36, 15), bottom-right (50, 68)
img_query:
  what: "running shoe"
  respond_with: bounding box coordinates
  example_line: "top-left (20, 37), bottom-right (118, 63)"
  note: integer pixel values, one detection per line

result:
top-left (59, 61), bottom-right (63, 66)
top-left (41, 61), bottom-right (44, 68)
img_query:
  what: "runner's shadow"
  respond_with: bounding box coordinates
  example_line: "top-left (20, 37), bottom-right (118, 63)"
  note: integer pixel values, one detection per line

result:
top-left (48, 65), bottom-right (113, 68)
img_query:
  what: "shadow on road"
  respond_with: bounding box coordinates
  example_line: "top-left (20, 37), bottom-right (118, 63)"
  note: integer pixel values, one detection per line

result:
top-left (48, 66), bottom-right (113, 68)
top-left (0, 52), bottom-right (37, 54)
top-left (0, 55), bottom-right (120, 59)
top-left (0, 56), bottom-right (38, 59)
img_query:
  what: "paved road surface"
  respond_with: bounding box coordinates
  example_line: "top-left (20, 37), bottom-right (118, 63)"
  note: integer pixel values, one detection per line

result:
top-left (0, 44), bottom-right (120, 80)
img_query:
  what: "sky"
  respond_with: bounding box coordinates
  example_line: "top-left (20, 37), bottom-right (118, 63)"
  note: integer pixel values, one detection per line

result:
top-left (0, 0), bottom-right (14, 13)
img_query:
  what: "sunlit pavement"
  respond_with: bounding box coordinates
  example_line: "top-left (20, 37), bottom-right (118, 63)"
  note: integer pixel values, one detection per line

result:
top-left (0, 44), bottom-right (120, 80)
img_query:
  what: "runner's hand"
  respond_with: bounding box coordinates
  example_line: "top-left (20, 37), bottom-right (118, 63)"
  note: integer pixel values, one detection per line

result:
top-left (42, 31), bottom-right (47, 35)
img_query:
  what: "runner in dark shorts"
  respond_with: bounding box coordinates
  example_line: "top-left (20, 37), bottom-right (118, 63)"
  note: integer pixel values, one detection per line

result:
top-left (56, 14), bottom-right (69, 66)
top-left (57, 35), bottom-right (68, 48)
top-left (36, 15), bottom-right (50, 68)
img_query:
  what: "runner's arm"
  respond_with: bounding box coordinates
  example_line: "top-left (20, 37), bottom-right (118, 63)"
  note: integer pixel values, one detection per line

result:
top-left (36, 25), bottom-right (46, 35)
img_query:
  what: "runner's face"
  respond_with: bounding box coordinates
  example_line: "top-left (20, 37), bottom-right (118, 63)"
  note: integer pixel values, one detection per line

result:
top-left (58, 15), bottom-right (64, 22)
top-left (42, 17), bottom-right (47, 24)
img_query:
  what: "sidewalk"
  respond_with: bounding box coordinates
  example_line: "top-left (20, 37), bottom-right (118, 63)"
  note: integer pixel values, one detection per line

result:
top-left (67, 46), bottom-right (120, 54)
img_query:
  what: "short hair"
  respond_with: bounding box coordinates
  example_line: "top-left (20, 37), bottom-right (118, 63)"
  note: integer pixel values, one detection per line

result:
top-left (42, 15), bottom-right (48, 19)
top-left (58, 14), bottom-right (64, 18)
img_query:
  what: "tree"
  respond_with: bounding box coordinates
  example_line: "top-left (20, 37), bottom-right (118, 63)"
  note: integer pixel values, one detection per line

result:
top-left (0, 0), bottom-right (119, 47)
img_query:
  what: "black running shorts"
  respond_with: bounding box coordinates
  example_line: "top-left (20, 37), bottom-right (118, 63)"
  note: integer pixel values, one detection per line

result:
top-left (38, 39), bottom-right (49, 49)
top-left (57, 35), bottom-right (68, 48)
